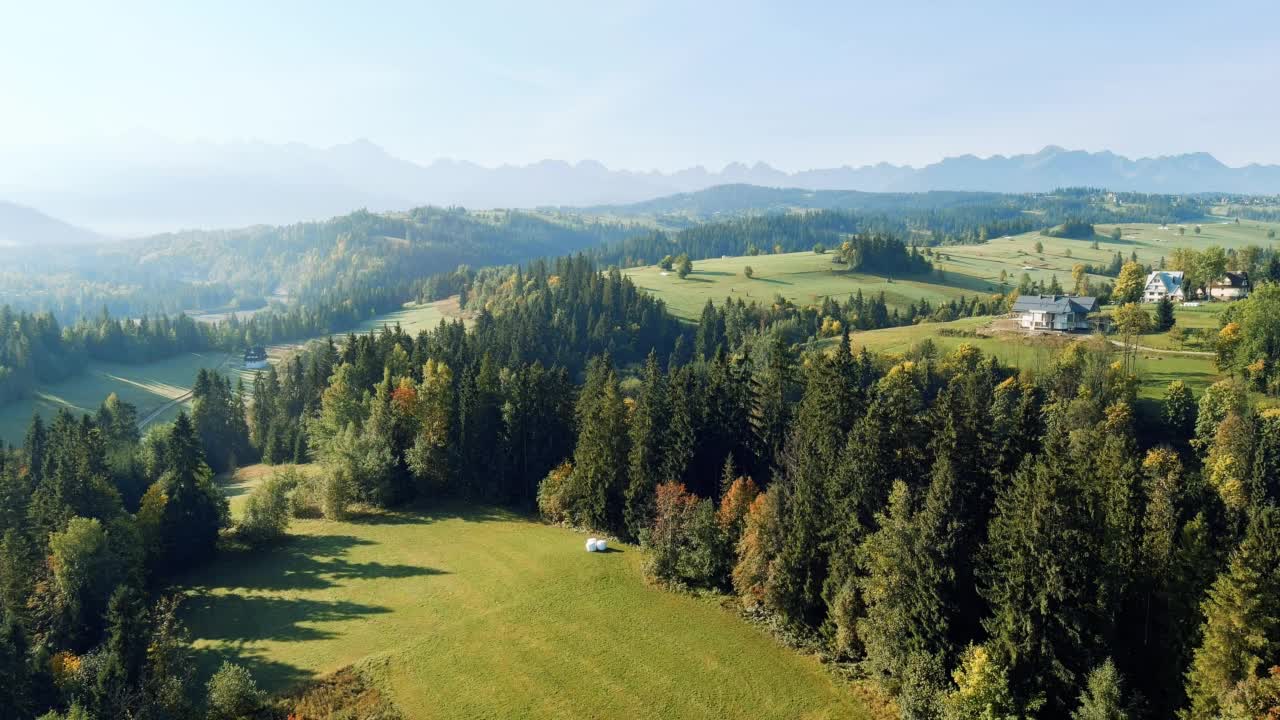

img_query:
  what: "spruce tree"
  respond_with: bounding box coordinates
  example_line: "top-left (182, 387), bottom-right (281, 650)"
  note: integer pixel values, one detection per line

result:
top-left (1185, 507), bottom-right (1280, 719)
top-left (1071, 659), bottom-right (1130, 720)
top-left (572, 356), bottom-right (629, 532)
top-left (624, 352), bottom-right (668, 541)
top-left (979, 407), bottom-right (1107, 714)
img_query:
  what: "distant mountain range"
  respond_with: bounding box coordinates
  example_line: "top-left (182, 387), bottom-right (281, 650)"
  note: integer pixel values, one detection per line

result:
top-left (1, 141), bottom-right (1278, 236)
top-left (0, 201), bottom-right (103, 248)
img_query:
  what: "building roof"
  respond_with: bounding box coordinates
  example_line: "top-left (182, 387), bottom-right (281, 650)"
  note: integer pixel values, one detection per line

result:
top-left (1145, 270), bottom-right (1184, 294)
top-left (1012, 294), bottom-right (1100, 314)
top-left (1220, 271), bottom-right (1250, 288)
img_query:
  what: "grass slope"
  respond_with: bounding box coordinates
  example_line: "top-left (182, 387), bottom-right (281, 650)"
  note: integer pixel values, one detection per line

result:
top-left (624, 221), bottom-right (1279, 322)
top-left (932, 220), bottom-right (1280, 293)
top-left (624, 252), bottom-right (979, 320)
top-left (0, 298), bottom-right (466, 446)
top-left (835, 315), bottom-right (1220, 400)
top-left (185, 477), bottom-right (871, 720)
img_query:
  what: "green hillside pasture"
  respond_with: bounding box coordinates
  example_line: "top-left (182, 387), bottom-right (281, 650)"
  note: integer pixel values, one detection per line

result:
top-left (932, 220), bottom-right (1280, 294)
top-left (833, 316), bottom-right (1220, 400)
top-left (623, 252), bottom-right (983, 320)
top-left (182, 501), bottom-right (873, 720)
top-left (0, 297), bottom-right (470, 446)
top-left (0, 350), bottom-right (236, 446)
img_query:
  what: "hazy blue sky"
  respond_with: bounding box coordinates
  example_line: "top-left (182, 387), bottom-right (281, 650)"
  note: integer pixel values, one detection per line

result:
top-left (1, 0), bottom-right (1277, 170)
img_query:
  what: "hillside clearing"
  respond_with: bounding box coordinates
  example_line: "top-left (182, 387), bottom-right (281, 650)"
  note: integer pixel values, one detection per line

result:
top-left (183, 479), bottom-right (874, 720)
top-left (0, 297), bottom-right (469, 445)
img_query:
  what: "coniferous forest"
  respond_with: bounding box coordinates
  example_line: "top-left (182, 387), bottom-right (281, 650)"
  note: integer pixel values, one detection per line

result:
top-left (2, 235), bottom-right (1280, 718)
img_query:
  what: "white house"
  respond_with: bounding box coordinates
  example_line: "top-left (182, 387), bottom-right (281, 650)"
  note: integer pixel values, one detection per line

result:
top-left (1143, 271), bottom-right (1185, 303)
top-left (1013, 294), bottom-right (1100, 332)
top-left (1209, 272), bottom-right (1251, 301)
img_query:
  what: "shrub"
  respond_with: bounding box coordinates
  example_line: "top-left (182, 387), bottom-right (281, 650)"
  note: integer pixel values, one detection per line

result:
top-left (205, 661), bottom-right (265, 720)
top-left (289, 468), bottom-right (353, 521)
top-left (536, 462), bottom-right (576, 525)
top-left (646, 482), bottom-right (730, 588)
top-left (238, 469), bottom-right (299, 544)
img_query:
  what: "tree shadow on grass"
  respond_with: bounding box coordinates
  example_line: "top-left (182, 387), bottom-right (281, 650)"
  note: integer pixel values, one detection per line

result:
top-left (190, 643), bottom-right (316, 698)
top-left (184, 592), bottom-right (393, 643)
top-left (190, 534), bottom-right (448, 592)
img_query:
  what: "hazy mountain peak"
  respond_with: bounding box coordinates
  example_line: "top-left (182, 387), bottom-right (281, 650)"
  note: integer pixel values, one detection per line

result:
top-left (3, 140), bottom-right (1278, 235)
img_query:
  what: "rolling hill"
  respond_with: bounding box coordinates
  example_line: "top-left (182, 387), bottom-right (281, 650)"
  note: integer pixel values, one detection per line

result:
top-left (0, 200), bottom-right (104, 247)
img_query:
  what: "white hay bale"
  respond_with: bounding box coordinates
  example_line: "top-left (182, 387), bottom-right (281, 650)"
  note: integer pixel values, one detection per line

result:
top-left (586, 538), bottom-right (598, 552)
top-left (595, 538), bottom-right (608, 552)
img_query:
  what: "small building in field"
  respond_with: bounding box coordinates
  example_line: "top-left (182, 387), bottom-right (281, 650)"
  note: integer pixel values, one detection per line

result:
top-left (1209, 272), bottom-right (1251, 301)
top-left (1013, 294), bottom-right (1099, 332)
top-left (244, 346), bottom-right (268, 370)
top-left (1143, 270), bottom-right (1185, 303)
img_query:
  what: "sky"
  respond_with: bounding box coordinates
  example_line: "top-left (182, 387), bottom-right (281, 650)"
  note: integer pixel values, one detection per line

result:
top-left (1, 0), bottom-right (1278, 171)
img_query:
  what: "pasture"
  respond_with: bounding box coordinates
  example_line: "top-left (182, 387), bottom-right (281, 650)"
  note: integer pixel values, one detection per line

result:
top-left (185, 467), bottom-right (874, 720)
top-left (830, 315), bottom-right (1221, 400)
top-left (0, 297), bottom-right (469, 446)
top-left (930, 220), bottom-right (1280, 293)
top-left (623, 252), bottom-right (984, 320)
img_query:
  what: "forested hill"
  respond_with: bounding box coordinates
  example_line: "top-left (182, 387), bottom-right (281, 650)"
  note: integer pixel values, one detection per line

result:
top-left (575, 185), bottom-right (1213, 245)
top-left (3, 207), bottom-right (639, 322)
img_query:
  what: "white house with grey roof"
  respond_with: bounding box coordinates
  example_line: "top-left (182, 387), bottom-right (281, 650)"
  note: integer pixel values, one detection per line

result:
top-left (1012, 294), bottom-right (1100, 332)
top-left (1143, 271), bottom-right (1185, 303)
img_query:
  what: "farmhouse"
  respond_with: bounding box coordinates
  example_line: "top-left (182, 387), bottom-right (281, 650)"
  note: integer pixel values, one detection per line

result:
top-left (244, 346), bottom-right (268, 370)
top-left (1143, 270), bottom-right (1185, 303)
top-left (1209, 271), bottom-right (1251, 301)
top-left (1013, 294), bottom-right (1099, 332)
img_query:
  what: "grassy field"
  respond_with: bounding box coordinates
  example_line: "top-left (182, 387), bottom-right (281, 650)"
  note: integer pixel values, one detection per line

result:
top-left (185, 467), bottom-right (874, 720)
top-left (0, 350), bottom-right (236, 446)
top-left (0, 297), bottom-right (468, 446)
top-left (931, 219), bottom-right (1280, 293)
top-left (831, 315), bottom-right (1221, 400)
top-left (623, 252), bottom-right (982, 320)
top-left (623, 221), bottom-right (1279, 322)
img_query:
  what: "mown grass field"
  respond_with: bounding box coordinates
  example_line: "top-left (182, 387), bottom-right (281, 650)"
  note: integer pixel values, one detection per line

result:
top-left (0, 298), bottom-right (467, 446)
top-left (623, 252), bottom-right (984, 320)
top-left (623, 221), bottom-right (1279, 322)
top-left (931, 219), bottom-right (1280, 293)
top-left (828, 315), bottom-right (1222, 400)
top-left (185, 467), bottom-right (874, 720)
top-left (0, 350), bottom-right (236, 446)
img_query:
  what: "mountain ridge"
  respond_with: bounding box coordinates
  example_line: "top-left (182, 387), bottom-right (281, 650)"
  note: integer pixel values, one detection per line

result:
top-left (2, 142), bottom-right (1277, 235)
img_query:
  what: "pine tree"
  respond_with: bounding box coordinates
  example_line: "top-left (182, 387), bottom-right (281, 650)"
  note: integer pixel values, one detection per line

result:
top-left (1071, 659), bottom-right (1130, 720)
top-left (624, 352), bottom-right (668, 541)
top-left (1185, 507), bottom-right (1280, 719)
top-left (94, 584), bottom-right (148, 718)
top-left (856, 471), bottom-right (957, 703)
top-left (571, 356), bottom-right (629, 532)
top-left (0, 611), bottom-right (33, 719)
top-left (979, 408), bottom-right (1106, 714)
top-left (1154, 296), bottom-right (1175, 332)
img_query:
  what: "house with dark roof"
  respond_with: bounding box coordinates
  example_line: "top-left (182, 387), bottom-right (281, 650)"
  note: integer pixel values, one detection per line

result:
top-left (1012, 295), bottom-right (1099, 332)
top-left (1143, 271), bottom-right (1185, 303)
top-left (244, 346), bottom-right (268, 370)
top-left (1209, 271), bottom-right (1251, 301)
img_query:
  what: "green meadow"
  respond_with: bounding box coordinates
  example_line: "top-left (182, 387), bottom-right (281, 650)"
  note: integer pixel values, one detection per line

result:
top-left (831, 315), bottom-right (1221, 400)
top-left (623, 251), bottom-right (983, 320)
top-left (931, 219), bottom-right (1280, 293)
top-left (0, 298), bottom-right (467, 446)
top-left (183, 467), bottom-right (875, 720)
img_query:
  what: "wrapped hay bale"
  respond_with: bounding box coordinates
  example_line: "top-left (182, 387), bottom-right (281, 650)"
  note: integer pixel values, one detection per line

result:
top-left (595, 539), bottom-right (607, 552)
top-left (586, 538), bottom-right (598, 552)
